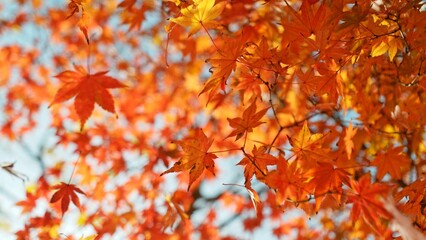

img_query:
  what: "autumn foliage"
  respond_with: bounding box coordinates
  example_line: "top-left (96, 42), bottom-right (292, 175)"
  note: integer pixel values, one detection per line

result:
top-left (1, 0), bottom-right (426, 239)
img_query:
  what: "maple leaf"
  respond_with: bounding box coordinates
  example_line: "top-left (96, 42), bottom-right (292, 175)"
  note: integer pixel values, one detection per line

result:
top-left (307, 161), bottom-right (350, 211)
top-left (16, 191), bottom-right (38, 214)
top-left (395, 179), bottom-right (426, 216)
top-left (336, 2), bottom-right (369, 31)
top-left (226, 100), bottom-right (268, 141)
top-left (371, 41), bottom-right (388, 58)
top-left (170, 0), bottom-right (227, 37)
top-left (347, 174), bottom-right (391, 230)
top-left (163, 194), bottom-right (189, 230)
top-left (50, 182), bottom-right (86, 216)
top-left (119, 1), bottom-right (154, 31)
top-left (287, 121), bottom-right (325, 166)
top-left (264, 157), bottom-right (309, 203)
top-left (313, 60), bottom-right (344, 103)
top-left (201, 35), bottom-right (245, 101)
top-left (161, 129), bottom-right (217, 190)
top-left (237, 145), bottom-right (276, 185)
top-left (387, 37), bottom-right (403, 61)
top-left (371, 146), bottom-right (411, 180)
top-left (281, 0), bottom-right (326, 41)
top-left (49, 65), bottom-right (126, 130)
top-left (344, 122), bottom-right (357, 159)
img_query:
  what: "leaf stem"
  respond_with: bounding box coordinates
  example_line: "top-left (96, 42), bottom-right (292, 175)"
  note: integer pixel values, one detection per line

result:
top-left (241, 148), bottom-right (267, 177)
top-left (209, 148), bottom-right (242, 154)
top-left (87, 41), bottom-right (91, 74)
top-left (201, 23), bottom-right (220, 52)
top-left (68, 152), bottom-right (81, 184)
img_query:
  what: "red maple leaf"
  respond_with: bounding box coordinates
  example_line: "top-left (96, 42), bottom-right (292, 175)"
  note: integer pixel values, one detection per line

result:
top-left (49, 65), bottom-right (126, 130)
top-left (50, 182), bottom-right (86, 216)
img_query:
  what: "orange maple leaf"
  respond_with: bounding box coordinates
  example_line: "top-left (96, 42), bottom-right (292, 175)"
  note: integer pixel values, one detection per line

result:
top-left (264, 157), bottom-right (309, 203)
top-left (50, 182), bottom-right (86, 216)
top-left (16, 192), bottom-right (38, 214)
top-left (201, 35), bottom-right (245, 101)
top-left (237, 145), bottom-right (276, 185)
top-left (226, 100), bottom-right (268, 141)
top-left (161, 129), bottom-right (217, 191)
top-left (49, 65), bottom-right (126, 130)
top-left (307, 161), bottom-right (350, 211)
top-left (313, 60), bottom-right (344, 103)
top-left (287, 121), bottom-right (325, 165)
top-left (371, 146), bottom-right (411, 180)
top-left (344, 122), bottom-right (357, 159)
top-left (170, 0), bottom-right (226, 37)
top-left (347, 174), bottom-right (391, 230)
top-left (118, 1), bottom-right (154, 31)
top-left (395, 179), bottom-right (426, 216)
top-left (281, 0), bottom-right (326, 41)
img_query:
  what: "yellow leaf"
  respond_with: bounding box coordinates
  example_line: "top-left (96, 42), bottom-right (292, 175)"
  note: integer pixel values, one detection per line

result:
top-left (379, 19), bottom-right (390, 26)
top-left (78, 213), bottom-right (88, 226)
top-left (79, 234), bottom-right (98, 240)
top-left (387, 37), bottom-right (402, 61)
top-left (371, 41), bottom-right (388, 57)
top-left (246, 186), bottom-right (260, 215)
top-left (170, 0), bottom-right (226, 37)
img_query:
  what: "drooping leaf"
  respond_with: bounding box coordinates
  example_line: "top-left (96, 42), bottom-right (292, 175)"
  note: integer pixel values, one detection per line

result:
top-left (161, 129), bottom-right (217, 190)
top-left (246, 186), bottom-right (261, 215)
top-left (50, 182), bottom-right (86, 216)
top-left (49, 65), bottom-right (126, 130)
top-left (0, 162), bottom-right (27, 181)
top-left (79, 234), bottom-right (98, 240)
top-left (66, 0), bottom-right (90, 44)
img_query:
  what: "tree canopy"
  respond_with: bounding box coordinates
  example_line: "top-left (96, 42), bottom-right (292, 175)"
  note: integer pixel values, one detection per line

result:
top-left (1, 0), bottom-right (426, 239)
